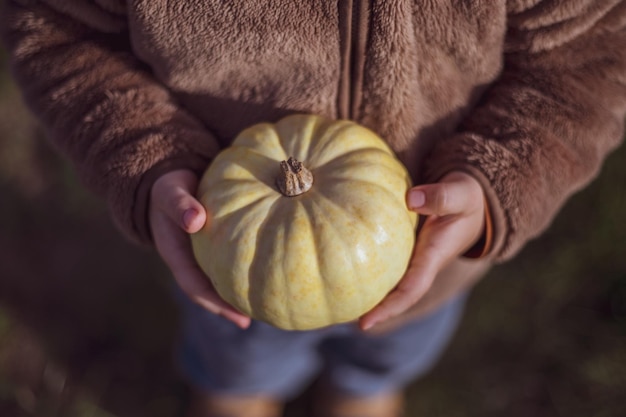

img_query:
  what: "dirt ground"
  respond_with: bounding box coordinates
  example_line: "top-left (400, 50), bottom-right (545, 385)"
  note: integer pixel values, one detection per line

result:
top-left (1, 52), bottom-right (626, 416)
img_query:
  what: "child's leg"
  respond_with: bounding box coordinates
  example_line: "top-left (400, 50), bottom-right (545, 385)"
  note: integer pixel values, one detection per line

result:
top-left (319, 292), bottom-right (468, 397)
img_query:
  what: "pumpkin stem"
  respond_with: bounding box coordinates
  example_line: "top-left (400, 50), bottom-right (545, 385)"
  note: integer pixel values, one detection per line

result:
top-left (276, 157), bottom-right (313, 197)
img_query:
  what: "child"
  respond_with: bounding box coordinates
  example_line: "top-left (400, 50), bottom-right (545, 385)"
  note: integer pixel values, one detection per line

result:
top-left (2, 1), bottom-right (625, 416)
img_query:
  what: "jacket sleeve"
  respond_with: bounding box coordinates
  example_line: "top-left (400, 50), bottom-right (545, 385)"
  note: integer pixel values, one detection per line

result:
top-left (0, 0), bottom-right (222, 244)
top-left (424, 0), bottom-right (626, 262)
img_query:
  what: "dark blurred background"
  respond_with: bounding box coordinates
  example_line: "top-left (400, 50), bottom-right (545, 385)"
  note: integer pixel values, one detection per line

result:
top-left (1, 43), bottom-right (625, 417)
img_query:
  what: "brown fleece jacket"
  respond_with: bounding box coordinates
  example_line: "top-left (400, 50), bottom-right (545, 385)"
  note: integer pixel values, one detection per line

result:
top-left (2, 1), bottom-right (625, 319)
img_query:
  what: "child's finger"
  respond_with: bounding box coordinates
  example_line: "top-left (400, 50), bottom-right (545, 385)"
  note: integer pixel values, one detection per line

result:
top-left (359, 247), bottom-right (441, 330)
top-left (407, 172), bottom-right (483, 216)
top-left (153, 209), bottom-right (251, 329)
top-left (178, 263), bottom-right (252, 329)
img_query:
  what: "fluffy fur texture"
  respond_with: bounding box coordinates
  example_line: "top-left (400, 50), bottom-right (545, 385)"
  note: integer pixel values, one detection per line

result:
top-left (2, 0), bottom-right (625, 317)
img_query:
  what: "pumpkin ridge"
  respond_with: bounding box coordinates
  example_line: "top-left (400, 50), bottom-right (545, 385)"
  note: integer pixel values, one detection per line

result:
top-left (226, 144), bottom-right (286, 166)
top-left (306, 126), bottom-right (383, 168)
top-left (316, 147), bottom-right (408, 178)
top-left (306, 121), bottom-right (397, 167)
top-left (315, 151), bottom-right (412, 213)
top-left (298, 198), bottom-right (335, 327)
top-left (306, 191), bottom-right (386, 319)
top-left (303, 119), bottom-right (358, 162)
top-left (245, 196), bottom-right (292, 326)
top-left (212, 194), bottom-right (278, 242)
top-left (209, 146), bottom-right (284, 190)
top-left (208, 186), bottom-right (278, 221)
top-left (235, 123), bottom-right (288, 162)
top-left (308, 192), bottom-right (372, 260)
top-left (277, 200), bottom-right (304, 330)
top-left (319, 176), bottom-right (408, 216)
top-left (312, 185), bottom-right (381, 241)
top-left (275, 115), bottom-right (335, 162)
top-left (309, 145), bottom-right (390, 171)
top-left (203, 194), bottom-right (280, 313)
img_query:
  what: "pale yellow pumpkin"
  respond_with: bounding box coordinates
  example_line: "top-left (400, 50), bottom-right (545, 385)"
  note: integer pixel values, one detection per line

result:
top-left (191, 114), bottom-right (417, 330)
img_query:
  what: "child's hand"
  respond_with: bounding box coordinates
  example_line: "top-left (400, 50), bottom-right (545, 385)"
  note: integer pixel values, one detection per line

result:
top-left (359, 171), bottom-right (486, 330)
top-left (149, 169), bottom-right (251, 329)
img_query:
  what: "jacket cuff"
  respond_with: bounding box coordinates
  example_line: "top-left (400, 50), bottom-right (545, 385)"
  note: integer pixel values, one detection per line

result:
top-left (462, 195), bottom-right (494, 259)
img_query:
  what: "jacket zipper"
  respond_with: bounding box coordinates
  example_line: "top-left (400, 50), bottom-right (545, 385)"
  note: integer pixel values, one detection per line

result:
top-left (338, 0), bottom-right (369, 120)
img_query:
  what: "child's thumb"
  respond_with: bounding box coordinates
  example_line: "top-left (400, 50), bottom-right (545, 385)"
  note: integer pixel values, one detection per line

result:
top-left (166, 190), bottom-right (206, 233)
top-left (152, 170), bottom-right (207, 233)
top-left (406, 178), bottom-right (474, 217)
top-left (180, 205), bottom-right (206, 234)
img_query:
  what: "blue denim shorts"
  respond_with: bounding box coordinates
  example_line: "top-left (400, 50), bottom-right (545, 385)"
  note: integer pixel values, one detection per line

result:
top-left (174, 289), bottom-right (467, 400)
